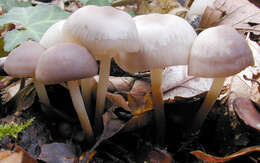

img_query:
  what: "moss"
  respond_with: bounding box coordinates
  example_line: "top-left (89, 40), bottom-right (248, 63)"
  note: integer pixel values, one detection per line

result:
top-left (0, 118), bottom-right (34, 140)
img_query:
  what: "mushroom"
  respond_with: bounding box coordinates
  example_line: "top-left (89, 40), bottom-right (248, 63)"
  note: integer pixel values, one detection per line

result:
top-left (4, 40), bottom-right (50, 105)
top-left (39, 20), bottom-right (94, 110)
top-left (35, 42), bottom-right (97, 142)
top-left (62, 5), bottom-right (139, 134)
top-left (189, 25), bottom-right (254, 130)
top-left (114, 13), bottom-right (197, 143)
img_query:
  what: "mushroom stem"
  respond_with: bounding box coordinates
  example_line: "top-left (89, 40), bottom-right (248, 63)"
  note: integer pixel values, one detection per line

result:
top-left (33, 79), bottom-right (50, 105)
top-left (67, 80), bottom-right (95, 143)
top-left (150, 68), bottom-right (165, 144)
top-left (95, 55), bottom-right (111, 135)
top-left (192, 77), bottom-right (226, 130)
top-left (81, 77), bottom-right (96, 114)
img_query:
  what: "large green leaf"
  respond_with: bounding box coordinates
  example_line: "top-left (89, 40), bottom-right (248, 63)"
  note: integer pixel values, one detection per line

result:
top-left (0, 5), bottom-right (70, 51)
top-left (80, 0), bottom-right (112, 6)
top-left (0, 0), bottom-right (31, 12)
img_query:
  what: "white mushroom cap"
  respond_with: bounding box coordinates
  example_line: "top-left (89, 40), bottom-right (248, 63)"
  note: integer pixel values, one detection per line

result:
top-left (4, 40), bottom-right (45, 78)
top-left (40, 20), bottom-right (79, 48)
top-left (114, 13), bottom-right (197, 73)
top-left (62, 5), bottom-right (139, 59)
top-left (35, 43), bottom-right (98, 84)
top-left (188, 25), bottom-right (254, 78)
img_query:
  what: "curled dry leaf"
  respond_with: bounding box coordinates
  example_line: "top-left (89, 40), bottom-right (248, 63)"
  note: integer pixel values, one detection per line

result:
top-left (162, 65), bottom-right (213, 100)
top-left (94, 75), bottom-right (134, 93)
top-left (191, 145), bottom-right (260, 163)
top-left (200, 0), bottom-right (260, 34)
top-left (233, 97), bottom-right (260, 131)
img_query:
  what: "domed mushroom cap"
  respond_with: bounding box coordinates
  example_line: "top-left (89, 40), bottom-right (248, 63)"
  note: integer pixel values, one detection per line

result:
top-left (40, 20), bottom-right (79, 48)
top-left (188, 25), bottom-right (254, 78)
top-left (4, 40), bottom-right (45, 78)
top-left (114, 13), bottom-right (197, 73)
top-left (62, 5), bottom-right (139, 58)
top-left (35, 43), bottom-right (98, 84)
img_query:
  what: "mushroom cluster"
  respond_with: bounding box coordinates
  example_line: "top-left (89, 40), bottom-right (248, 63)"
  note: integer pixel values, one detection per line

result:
top-left (2, 4), bottom-right (255, 146)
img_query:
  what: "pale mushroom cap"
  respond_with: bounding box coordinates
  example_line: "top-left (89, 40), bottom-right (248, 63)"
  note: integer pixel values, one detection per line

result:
top-left (4, 40), bottom-right (45, 78)
top-left (40, 20), bottom-right (79, 48)
top-left (188, 25), bottom-right (254, 78)
top-left (62, 5), bottom-right (139, 58)
top-left (114, 14), bottom-right (197, 73)
top-left (35, 43), bottom-right (98, 84)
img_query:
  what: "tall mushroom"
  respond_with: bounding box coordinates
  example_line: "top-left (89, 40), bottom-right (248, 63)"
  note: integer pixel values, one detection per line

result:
top-left (62, 5), bottom-right (139, 134)
top-left (114, 13), bottom-right (197, 143)
top-left (189, 25), bottom-right (254, 130)
top-left (4, 40), bottom-right (50, 105)
top-left (35, 42), bottom-right (97, 143)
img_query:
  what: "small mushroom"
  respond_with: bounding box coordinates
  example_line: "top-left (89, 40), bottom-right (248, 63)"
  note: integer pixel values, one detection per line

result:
top-left (188, 25), bottom-right (254, 130)
top-left (4, 40), bottom-right (50, 105)
top-left (62, 5), bottom-right (139, 134)
top-left (114, 13), bottom-right (197, 143)
top-left (39, 20), bottom-right (93, 110)
top-left (35, 43), bottom-right (97, 143)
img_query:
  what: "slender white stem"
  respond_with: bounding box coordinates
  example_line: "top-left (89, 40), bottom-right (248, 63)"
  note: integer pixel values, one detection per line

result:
top-left (33, 79), bottom-right (50, 105)
top-left (192, 77), bottom-right (226, 130)
top-left (81, 77), bottom-right (96, 110)
top-left (67, 80), bottom-right (95, 143)
top-left (150, 68), bottom-right (165, 144)
top-left (95, 56), bottom-right (111, 135)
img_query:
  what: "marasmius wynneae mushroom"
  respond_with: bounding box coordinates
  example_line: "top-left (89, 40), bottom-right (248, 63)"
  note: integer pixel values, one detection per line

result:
top-left (4, 40), bottom-right (50, 105)
top-left (188, 25), bottom-right (254, 130)
top-left (62, 5), bottom-right (139, 134)
top-left (114, 13), bottom-right (197, 143)
top-left (35, 42), bottom-right (97, 143)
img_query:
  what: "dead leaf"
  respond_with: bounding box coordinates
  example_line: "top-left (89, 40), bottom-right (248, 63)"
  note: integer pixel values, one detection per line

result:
top-left (191, 145), bottom-right (260, 163)
top-left (201, 0), bottom-right (260, 34)
top-left (128, 79), bottom-right (151, 108)
top-left (0, 144), bottom-right (36, 163)
top-left (106, 92), bottom-right (131, 112)
top-left (13, 145), bottom-right (37, 163)
top-left (38, 143), bottom-right (76, 163)
top-left (200, 6), bottom-right (223, 28)
top-left (162, 65), bottom-right (213, 100)
top-left (233, 97), bottom-right (260, 131)
top-left (16, 83), bottom-right (36, 111)
top-left (94, 76), bottom-right (134, 93)
top-left (82, 111), bottom-right (127, 162)
top-left (0, 151), bottom-right (23, 163)
top-left (148, 148), bottom-right (173, 163)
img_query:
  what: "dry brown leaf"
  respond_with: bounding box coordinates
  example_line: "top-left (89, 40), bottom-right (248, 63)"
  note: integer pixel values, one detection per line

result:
top-left (106, 92), bottom-right (131, 112)
top-left (13, 145), bottom-right (37, 163)
top-left (233, 97), bottom-right (260, 131)
top-left (128, 79), bottom-right (151, 108)
top-left (0, 151), bottom-right (23, 163)
top-left (94, 76), bottom-right (134, 93)
top-left (148, 148), bottom-right (173, 163)
top-left (0, 144), bottom-right (36, 163)
top-left (200, 6), bottom-right (223, 28)
top-left (191, 145), bottom-right (260, 163)
top-left (200, 0), bottom-right (260, 34)
top-left (162, 65), bottom-right (213, 100)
